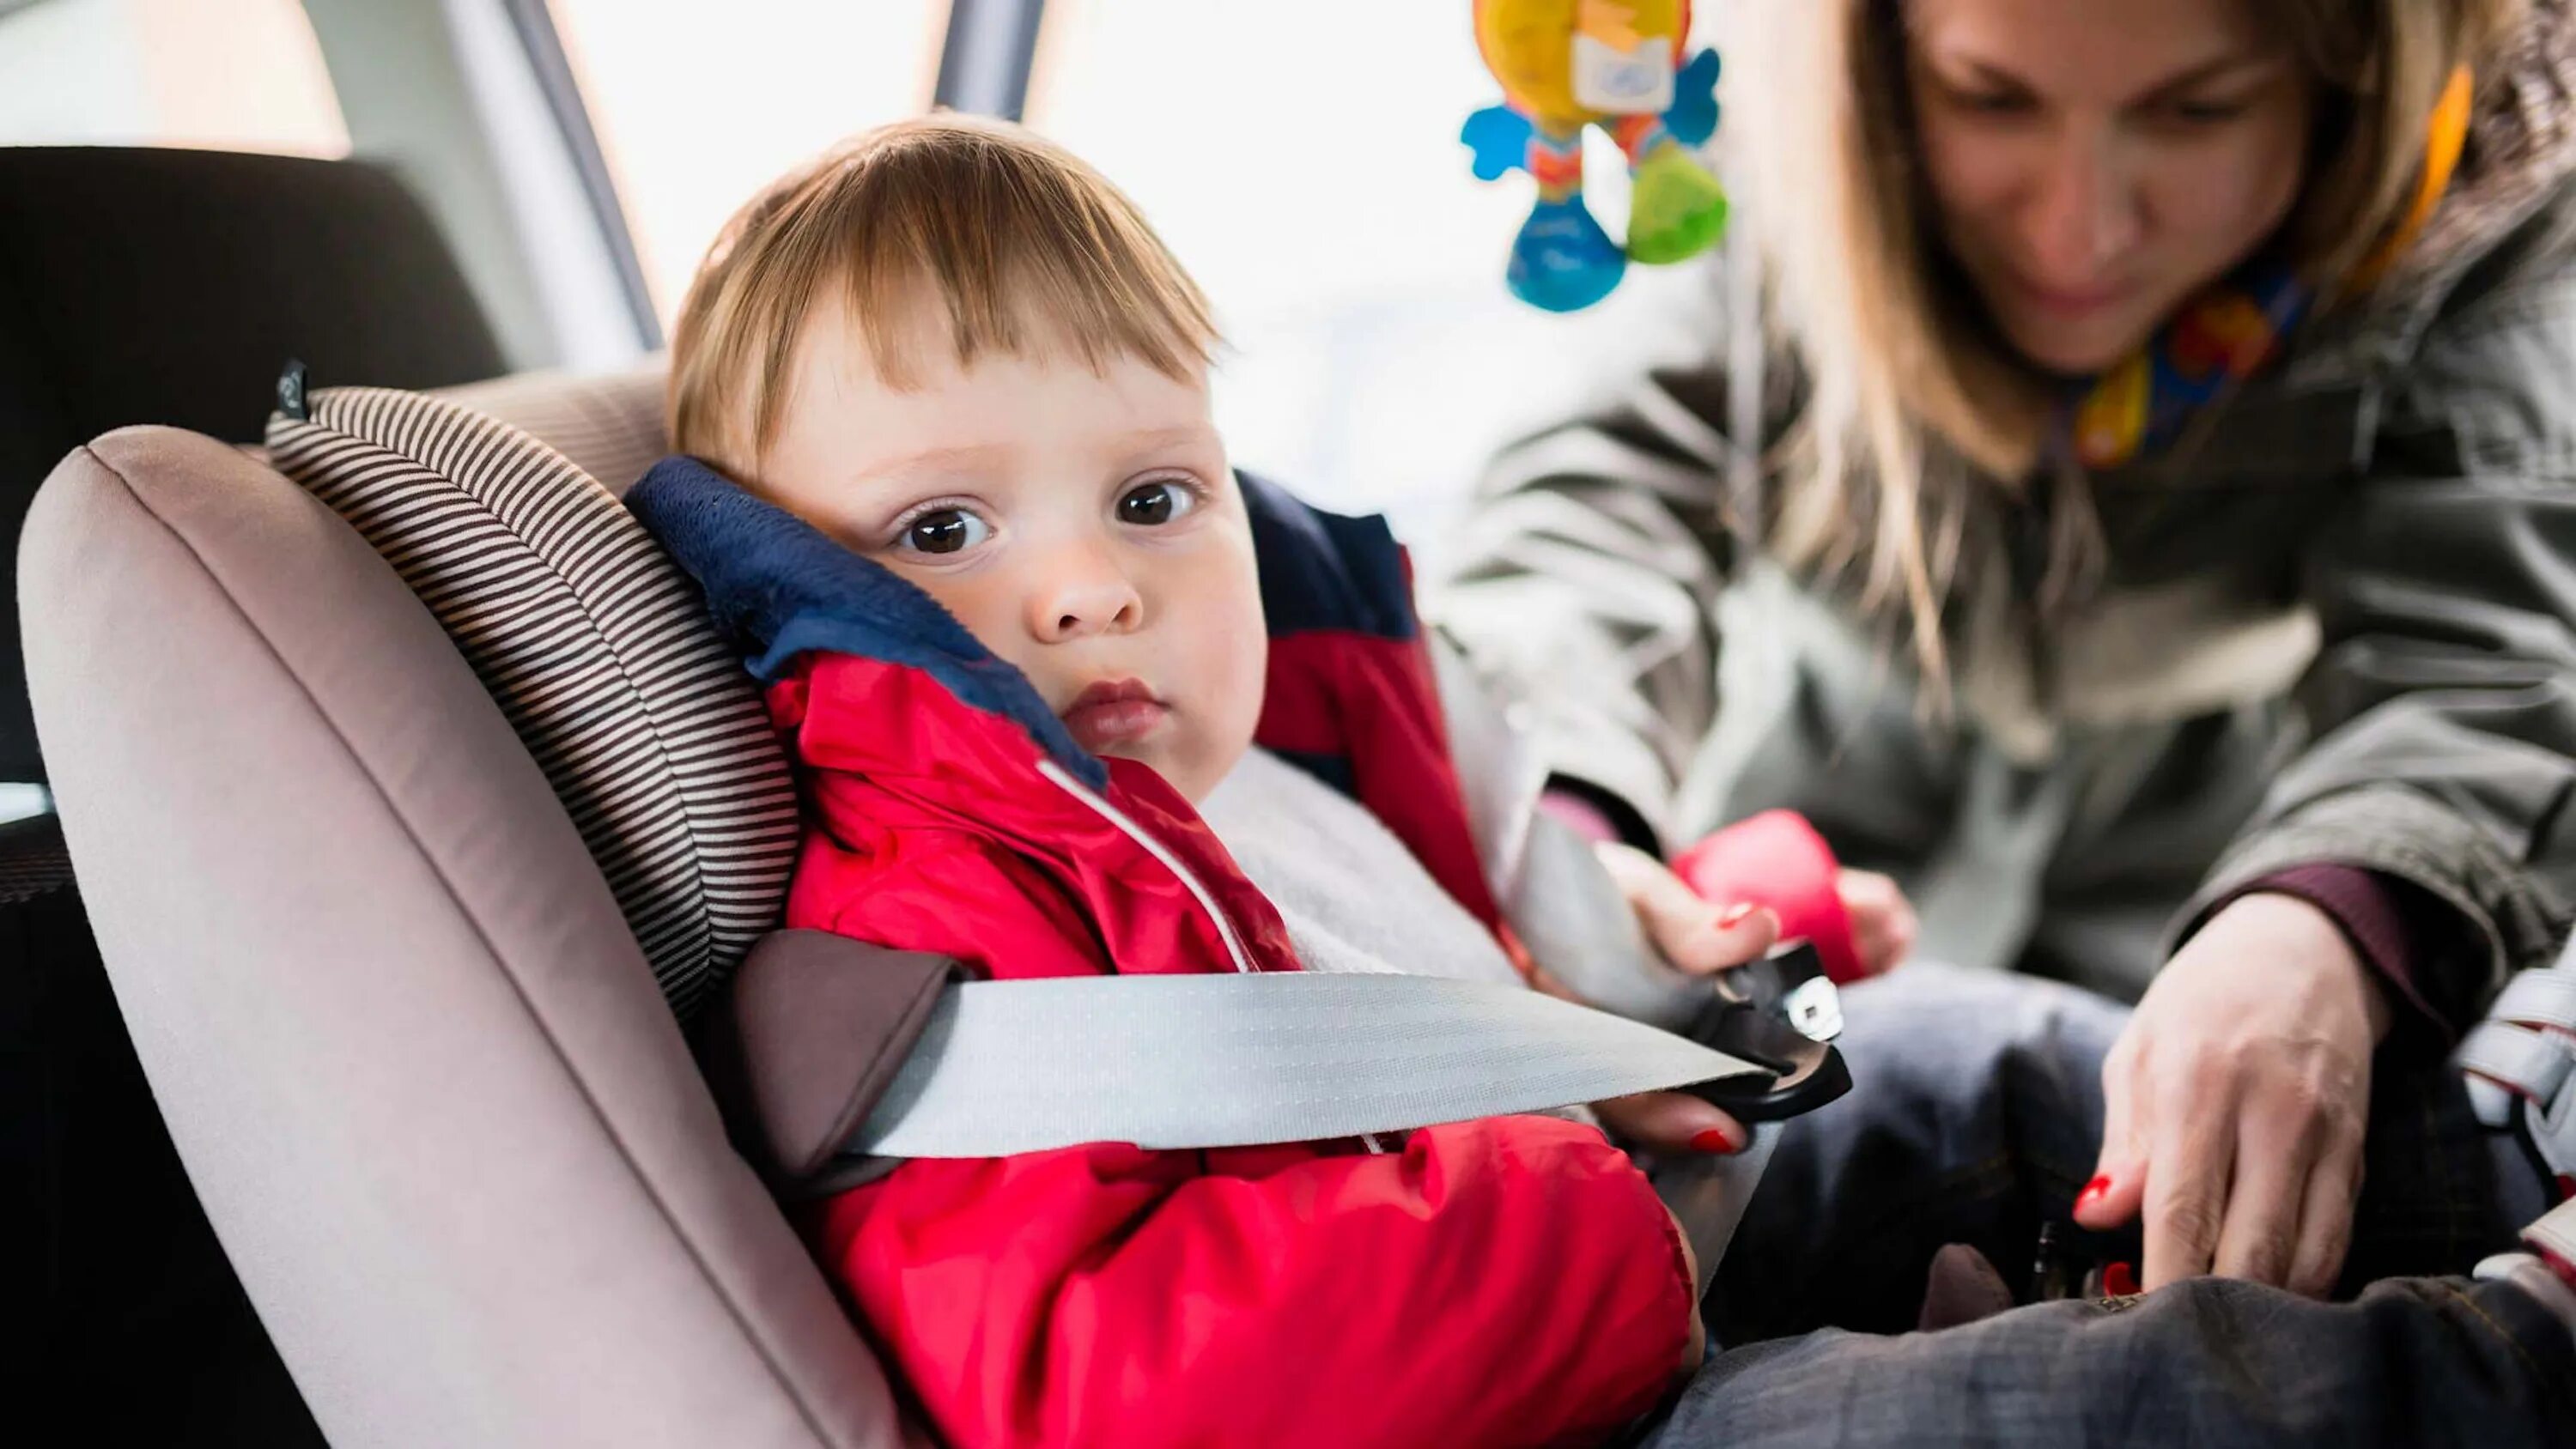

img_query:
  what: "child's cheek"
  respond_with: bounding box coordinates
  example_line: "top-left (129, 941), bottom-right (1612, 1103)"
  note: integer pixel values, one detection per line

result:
top-left (1189, 539), bottom-right (1270, 792)
top-left (908, 570), bottom-right (1036, 679)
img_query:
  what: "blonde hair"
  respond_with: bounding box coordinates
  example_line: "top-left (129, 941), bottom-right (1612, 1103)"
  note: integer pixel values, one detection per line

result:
top-left (1729, 0), bottom-right (2530, 685)
top-left (668, 114), bottom-right (1219, 476)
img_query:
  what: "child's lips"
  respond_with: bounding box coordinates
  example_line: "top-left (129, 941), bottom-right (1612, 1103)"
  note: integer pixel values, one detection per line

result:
top-left (1061, 679), bottom-right (1168, 752)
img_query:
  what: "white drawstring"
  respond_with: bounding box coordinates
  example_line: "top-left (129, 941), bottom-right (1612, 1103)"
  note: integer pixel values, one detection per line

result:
top-left (1038, 761), bottom-right (1258, 976)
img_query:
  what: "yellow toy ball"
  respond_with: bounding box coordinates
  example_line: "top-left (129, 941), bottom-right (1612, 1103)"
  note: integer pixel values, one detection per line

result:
top-left (1476, 0), bottom-right (1694, 126)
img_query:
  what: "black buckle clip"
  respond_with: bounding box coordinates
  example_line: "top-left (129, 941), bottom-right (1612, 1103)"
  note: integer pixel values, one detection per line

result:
top-left (1682, 939), bottom-right (1853, 1121)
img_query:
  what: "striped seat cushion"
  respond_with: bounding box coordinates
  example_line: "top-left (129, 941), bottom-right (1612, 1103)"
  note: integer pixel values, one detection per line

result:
top-left (266, 385), bottom-right (800, 1016)
top-left (436, 362), bottom-right (668, 500)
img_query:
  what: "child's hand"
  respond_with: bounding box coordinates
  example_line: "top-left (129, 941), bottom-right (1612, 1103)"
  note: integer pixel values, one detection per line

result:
top-left (1837, 868), bottom-right (1918, 976)
top-left (1571, 843), bottom-right (1783, 1159)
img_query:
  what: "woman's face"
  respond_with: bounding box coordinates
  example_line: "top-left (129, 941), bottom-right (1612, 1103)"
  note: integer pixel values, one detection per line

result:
top-left (1907, 0), bottom-right (2317, 375)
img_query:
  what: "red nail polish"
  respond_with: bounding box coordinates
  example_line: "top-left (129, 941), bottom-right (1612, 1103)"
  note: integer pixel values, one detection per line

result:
top-left (1715, 902), bottom-right (1755, 930)
top-left (2076, 1174), bottom-right (2111, 1209)
top-left (1690, 1127), bottom-right (1741, 1155)
top-left (2102, 1261), bottom-right (2139, 1297)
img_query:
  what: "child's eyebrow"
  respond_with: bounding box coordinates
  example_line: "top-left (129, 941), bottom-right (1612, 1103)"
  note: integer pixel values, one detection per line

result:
top-left (862, 442), bottom-right (1015, 481)
top-left (1115, 424), bottom-right (1224, 456)
top-left (857, 426), bottom-right (1218, 487)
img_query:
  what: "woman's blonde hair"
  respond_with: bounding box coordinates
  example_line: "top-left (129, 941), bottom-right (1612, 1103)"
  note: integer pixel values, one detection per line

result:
top-left (1729, 0), bottom-right (2530, 683)
top-left (668, 115), bottom-right (1218, 478)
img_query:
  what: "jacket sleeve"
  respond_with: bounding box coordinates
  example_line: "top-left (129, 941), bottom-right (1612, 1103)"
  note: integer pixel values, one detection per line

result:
top-left (805, 838), bottom-right (1697, 1449)
top-left (2189, 258), bottom-right (2576, 1014)
top-left (1431, 272), bottom-right (1778, 846)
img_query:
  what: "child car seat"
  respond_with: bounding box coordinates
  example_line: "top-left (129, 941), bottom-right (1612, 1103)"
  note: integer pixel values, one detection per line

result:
top-left (20, 368), bottom-right (1808, 1445)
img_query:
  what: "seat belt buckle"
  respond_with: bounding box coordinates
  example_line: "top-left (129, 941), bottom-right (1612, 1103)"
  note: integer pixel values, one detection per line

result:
top-left (1681, 940), bottom-right (1854, 1121)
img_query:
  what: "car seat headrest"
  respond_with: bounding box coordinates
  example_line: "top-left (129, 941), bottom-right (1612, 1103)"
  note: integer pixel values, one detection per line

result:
top-left (265, 385), bottom-right (799, 1015)
top-left (435, 363), bottom-right (669, 500)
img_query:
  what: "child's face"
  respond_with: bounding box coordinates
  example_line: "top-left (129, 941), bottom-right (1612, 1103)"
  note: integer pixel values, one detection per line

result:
top-left (760, 307), bottom-right (1266, 803)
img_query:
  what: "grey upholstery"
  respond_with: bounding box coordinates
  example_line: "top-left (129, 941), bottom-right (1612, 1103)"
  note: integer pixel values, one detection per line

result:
top-left (22, 425), bottom-right (909, 1446)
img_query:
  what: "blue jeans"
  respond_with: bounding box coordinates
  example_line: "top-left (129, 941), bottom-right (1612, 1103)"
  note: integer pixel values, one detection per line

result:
top-left (1646, 965), bottom-right (2576, 1447)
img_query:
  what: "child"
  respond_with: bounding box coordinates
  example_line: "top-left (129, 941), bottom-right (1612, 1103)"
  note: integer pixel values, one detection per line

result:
top-left (627, 115), bottom-right (2576, 1449)
top-left (632, 115), bottom-right (1762, 1449)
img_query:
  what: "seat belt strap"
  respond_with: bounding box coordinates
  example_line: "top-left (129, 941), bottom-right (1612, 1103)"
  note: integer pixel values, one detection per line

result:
top-left (849, 971), bottom-right (1770, 1159)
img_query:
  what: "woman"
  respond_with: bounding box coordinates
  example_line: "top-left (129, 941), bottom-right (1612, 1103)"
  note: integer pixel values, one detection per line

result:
top-left (1441, 0), bottom-right (2576, 1329)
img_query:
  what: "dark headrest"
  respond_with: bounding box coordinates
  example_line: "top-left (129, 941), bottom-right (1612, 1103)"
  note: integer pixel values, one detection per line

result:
top-left (0, 146), bottom-right (507, 782)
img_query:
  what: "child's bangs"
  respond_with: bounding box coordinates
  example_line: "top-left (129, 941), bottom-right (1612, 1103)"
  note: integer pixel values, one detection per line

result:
top-left (822, 128), bottom-right (1220, 394)
top-left (677, 116), bottom-right (1224, 468)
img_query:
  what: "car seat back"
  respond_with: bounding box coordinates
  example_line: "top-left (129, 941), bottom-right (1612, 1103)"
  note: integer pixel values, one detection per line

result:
top-left (22, 387), bottom-right (913, 1445)
top-left (2, 145), bottom-right (522, 1443)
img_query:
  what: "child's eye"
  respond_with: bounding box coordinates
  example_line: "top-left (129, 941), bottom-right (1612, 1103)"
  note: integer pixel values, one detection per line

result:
top-left (1117, 478), bottom-right (1200, 528)
top-left (896, 507), bottom-right (992, 555)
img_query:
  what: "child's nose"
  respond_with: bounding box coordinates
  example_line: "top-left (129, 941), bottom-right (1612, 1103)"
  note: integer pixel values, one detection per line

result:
top-left (1029, 543), bottom-right (1144, 642)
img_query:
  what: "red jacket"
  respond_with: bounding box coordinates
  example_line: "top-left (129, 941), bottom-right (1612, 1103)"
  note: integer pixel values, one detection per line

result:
top-left (633, 460), bottom-right (1695, 1449)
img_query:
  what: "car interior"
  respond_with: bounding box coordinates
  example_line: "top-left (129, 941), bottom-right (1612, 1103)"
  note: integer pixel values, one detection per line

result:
top-left (18, 3), bottom-right (2573, 1445)
top-left (3, 3), bottom-right (1774, 1443)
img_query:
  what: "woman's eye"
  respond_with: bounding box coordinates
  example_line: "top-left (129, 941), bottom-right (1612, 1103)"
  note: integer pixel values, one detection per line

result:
top-left (1950, 88), bottom-right (2033, 117)
top-left (1117, 479), bottom-right (1200, 528)
top-left (898, 507), bottom-right (991, 555)
top-left (2166, 98), bottom-right (2251, 124)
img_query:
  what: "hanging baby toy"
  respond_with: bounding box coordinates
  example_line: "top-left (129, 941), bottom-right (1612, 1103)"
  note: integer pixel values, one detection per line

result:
top-left (1462, 0), bottom-right (1726, 312)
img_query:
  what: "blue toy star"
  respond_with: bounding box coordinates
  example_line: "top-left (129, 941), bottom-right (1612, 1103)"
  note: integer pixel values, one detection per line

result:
top-left (1664, 48), bottom-right (1722, 146)
top-left (1461, 104), bottom-right (1536, 181)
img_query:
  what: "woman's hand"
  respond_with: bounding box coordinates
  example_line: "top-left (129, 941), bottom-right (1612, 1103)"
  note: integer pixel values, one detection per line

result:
top-left (1583, 843), bottom-right (1783, 1375)
top-left (1838, 868), bottom-right (1918, 977)
top-left (2073, 893), bottom-right (2392, 1294)
top-left (1571, 843), bottom-right (1782, 1157)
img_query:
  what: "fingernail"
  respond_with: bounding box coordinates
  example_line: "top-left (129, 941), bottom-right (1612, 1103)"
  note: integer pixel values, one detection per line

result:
top-left (2076, 1174), bottom-right (2111, 1210)
top-left (1690, 1126), bottom-right (1742, 1155)
top-left (2101, 1261), bottom-right (2139, 1297)
top-left (1714, 902), bottom-right (1756, 930)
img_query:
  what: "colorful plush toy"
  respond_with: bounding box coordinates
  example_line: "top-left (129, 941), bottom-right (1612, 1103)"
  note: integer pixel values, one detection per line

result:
top-left (1462, 0), bottom-right (1727, 312)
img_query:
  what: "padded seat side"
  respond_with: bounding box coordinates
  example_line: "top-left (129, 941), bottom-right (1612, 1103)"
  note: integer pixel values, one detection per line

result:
top-left (266, 386), bottom-right (799, 1016)
top-left (20, 427), bottom-right (903, 1448)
